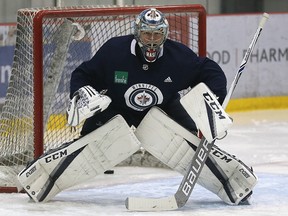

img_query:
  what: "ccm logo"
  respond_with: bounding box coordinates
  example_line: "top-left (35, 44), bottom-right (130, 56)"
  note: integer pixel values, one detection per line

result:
top-left (26, 166), bottom-right (37, 178)
top-left (182, 140), bottom-right (209, 196)
top-left (239, 168), bottom-right (251, 178)
top-left (203, 92), bottom-right (226, 119)
top-left (45, 149), bottom-right (67, 163)
top-left (211, 148), bottom-right (232, 163)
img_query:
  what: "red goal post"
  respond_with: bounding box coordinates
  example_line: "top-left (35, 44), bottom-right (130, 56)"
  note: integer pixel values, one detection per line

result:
top-left (0, 4), bottom-right (206, 193)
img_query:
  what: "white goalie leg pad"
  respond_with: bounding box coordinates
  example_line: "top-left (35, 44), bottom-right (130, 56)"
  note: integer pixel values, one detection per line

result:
top-left (196, 146), bottom-right (258, 205)
top-left (136, 107), bottom-right (257, 205)
top-left (180, 83), bottom-right (233, 142)
top-left (136, 107), bottom-right (200, 174)
top-left (18, 115), bottom-right (140, 202)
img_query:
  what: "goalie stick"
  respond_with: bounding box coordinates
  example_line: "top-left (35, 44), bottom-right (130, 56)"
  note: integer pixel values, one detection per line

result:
top-left (125, 12), bottom-right (269, 211)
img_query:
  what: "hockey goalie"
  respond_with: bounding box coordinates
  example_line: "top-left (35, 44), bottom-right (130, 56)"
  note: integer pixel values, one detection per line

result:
top-left (18, 8), bottom-right (257, 207)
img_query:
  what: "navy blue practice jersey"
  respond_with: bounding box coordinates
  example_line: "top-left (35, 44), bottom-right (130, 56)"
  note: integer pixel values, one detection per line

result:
top-left (70, 35), bottom-right (227, 135)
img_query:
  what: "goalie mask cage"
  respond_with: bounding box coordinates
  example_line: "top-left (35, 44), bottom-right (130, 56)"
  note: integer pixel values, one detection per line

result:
top-left (0, 4), bottom-right (206, 193)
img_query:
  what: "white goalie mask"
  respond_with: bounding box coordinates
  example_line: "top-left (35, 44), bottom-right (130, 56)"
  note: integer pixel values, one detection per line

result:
top-left (134, 8), bottom-right (169, 62)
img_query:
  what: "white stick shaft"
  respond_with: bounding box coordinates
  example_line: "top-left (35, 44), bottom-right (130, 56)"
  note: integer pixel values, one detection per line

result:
top-left (222, 13), bottom-right (269, 109)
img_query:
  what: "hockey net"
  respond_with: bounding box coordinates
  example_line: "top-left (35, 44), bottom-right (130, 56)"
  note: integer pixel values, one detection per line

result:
top-left (0, 4), bottom-right (206, 192)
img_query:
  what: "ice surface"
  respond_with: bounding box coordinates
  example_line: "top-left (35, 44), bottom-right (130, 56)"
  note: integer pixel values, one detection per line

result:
top-left (1, 109), bottom-right (287, 216)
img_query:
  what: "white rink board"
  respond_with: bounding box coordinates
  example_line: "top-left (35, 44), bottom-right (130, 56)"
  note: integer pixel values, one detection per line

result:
top-left (207, 13), bottom-right (288, 98)
top-left (0, 13), bottom-right (287, 102)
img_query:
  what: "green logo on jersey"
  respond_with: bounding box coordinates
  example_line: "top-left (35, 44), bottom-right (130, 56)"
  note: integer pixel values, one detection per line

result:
top-left (114, 71), bottom-right (128, 84)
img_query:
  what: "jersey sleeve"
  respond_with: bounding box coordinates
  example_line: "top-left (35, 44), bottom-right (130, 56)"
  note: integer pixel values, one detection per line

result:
top-left (69, 41), bottom-right (109, 98)
top-left (196, 57), bottom-right (227, 104)
top-left (167, 40), bottom-right (227, 104)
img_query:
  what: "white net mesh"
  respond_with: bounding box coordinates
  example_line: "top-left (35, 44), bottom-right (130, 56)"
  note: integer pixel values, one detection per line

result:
top-left (0, 5), bottom-right (205, 191)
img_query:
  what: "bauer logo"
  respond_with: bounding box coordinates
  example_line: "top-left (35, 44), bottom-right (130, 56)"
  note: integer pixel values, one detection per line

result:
top-left (181, 140), bottom-right (210, 196)
top-left (114, 71), bottom-right (128, 84)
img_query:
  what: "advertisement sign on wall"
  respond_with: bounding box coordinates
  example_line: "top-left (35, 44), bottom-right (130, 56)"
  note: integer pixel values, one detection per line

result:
top-left (0, 46), bottom-right (13, 102)
top-left (0, 14), bottom-right (288, 103)
top-left (207, 13), bottom-right (288, 98)
top-left (0, 25), bottom-right (16, 103)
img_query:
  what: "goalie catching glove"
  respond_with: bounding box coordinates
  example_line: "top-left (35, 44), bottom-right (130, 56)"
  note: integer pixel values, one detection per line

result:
top-left (67, 85), bottom-right (111, 126)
